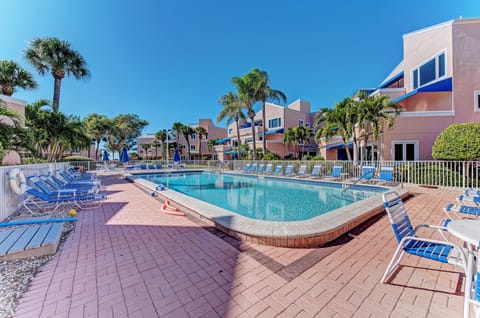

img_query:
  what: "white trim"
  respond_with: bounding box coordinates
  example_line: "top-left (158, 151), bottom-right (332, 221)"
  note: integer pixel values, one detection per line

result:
top-left (403, 20), bottom-right (453, 38)
top-left (391, 140), bottom-right (419, 161)
top-left (268, 117), bottom-right (282, 129)
top-left (399, 110), bottom-right (454, 117)
top-left (0, 94), bottom-right (28, 106)
top-left (474, 91), bottom-right (480, 113)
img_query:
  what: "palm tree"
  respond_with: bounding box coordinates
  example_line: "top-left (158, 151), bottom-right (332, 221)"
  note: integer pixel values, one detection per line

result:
top-left (172, 122), bottom-right (184, 146)
top-left (295, 125), bottom-right (314, 159)
top-left (141, 143), bottom-right (151, 159)
top-left (0, 99), bottom-right (23, 160)
top-left (218, 92), bottom-right (246, 154)
top-left (357, 92), bottom-right (402, 161)
top-left (195, 126), bottom-right (207, 160)
top-left (0, 60), bottom-right (37, 96)
top-left (181, 125), bottom-right (195, 160)
top-left (155, 130), bottom-right (167, 158)
top-left (283, 127), bottom-right (297, 158)
top-left (248, 69), bottom-right (286, 156)
top-left (315, 105), bottom-right (354, 161)
top-left (83, 113), bottom-right (110, 160)
top-left (24, 37), bottom-right (90, 112)
top-left (232, 72), bottom-right (260, 160)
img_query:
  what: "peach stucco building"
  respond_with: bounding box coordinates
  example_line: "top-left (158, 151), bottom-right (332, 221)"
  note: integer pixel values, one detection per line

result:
top-left (323, 18), bottom-right (480, 161)
top-left (376, 18), bottom-right (480, 161)
top-left (137, 118), bottom-right (226, 160)
top-left (216, 99), bottom-right (317, 160)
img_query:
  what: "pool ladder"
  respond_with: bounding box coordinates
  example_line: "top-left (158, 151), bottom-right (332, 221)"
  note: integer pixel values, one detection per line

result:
top-left (341, 171), bottom-right (374, 193)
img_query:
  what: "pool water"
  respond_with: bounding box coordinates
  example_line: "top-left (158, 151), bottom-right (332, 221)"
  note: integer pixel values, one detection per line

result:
top-left (137, 172), bottom-right (385, 222)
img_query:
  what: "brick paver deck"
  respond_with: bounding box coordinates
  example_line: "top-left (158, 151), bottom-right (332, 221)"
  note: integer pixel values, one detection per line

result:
top-left (14, 176), bottom-right (467, 317)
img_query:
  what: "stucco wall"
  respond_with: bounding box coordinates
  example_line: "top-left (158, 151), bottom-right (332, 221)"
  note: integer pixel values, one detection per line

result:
top-left (0, 163), bottom-right (68, 221)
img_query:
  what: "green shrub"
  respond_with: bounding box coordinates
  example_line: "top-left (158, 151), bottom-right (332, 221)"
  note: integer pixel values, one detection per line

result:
top-left (22, 157), bottom-right (48, 164)
top-left (60, 155), bottom-right (94, 162)
top-left (303, 155), bottom-right (324, 161)
top-left (432, 123), bottom-right (480, 160)
top-left (262, 152), bottom-right (280, 160)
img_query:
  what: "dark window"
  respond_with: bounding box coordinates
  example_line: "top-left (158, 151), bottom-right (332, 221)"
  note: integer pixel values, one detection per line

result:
top-left (394, 144), bottom-right (403, 161)
top-left (419, 58), bottom-right (436, 86)
top-left (406, 144), bottom-right (415, 161)
top-left (438, 53), bottom-right (445, 77)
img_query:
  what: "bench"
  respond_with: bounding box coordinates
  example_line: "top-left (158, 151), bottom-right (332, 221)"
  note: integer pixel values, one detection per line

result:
top-left (0, 223), bottom-right (63, 261)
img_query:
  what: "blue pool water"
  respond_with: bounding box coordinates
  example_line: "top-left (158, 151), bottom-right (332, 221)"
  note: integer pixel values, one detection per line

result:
top-left (137, 172), bottom-right (385, 222)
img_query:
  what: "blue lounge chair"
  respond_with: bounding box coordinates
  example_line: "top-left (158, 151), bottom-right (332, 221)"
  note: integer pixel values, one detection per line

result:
top-left (322, 165), bottom-right (342, 180)
top-left (22, 187), bottom-right (106, 213)
top-left (248, 163), bottom-right (257, 173)
top-left (30, 176), bottom-right (95, 196)
top-left (155, 163), bottom-right (162, 169)
top-left (444, 203), bottom-right (480, 219)
top-left (284, 165), bottom-right (294, 176)
top-left (42, 175), bottom-right (98, 192)
top-left (457, 194), bottom-right (480, 206)
top-left (296, 165), bottom-right (308, 177)
top-left (310, 165), bottom-right (322, 178)
top-left (256, 163), bottom-right (265, 174)
top-left (243, 163), bottom-right (250, 173)
top-left (264, 163), bottom-right (273, 174)
top-left (373, 167), bottom-right (394, 184)
top-left (52, 174), bottom-right (100, 188)
top-left (273, 165), bottom-right (283, 175)
top-left (381, 191), bottom-right (467, 283)
top-left (360, 166), bottom-right (375, 182)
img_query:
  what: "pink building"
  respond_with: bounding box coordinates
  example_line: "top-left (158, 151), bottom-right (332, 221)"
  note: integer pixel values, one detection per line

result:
top-left (216, 99), bottom-right (317, 160)
top-left (137, 118), bottom-right (226, 160)
top-left (323, 18), bottom-right (480, 161)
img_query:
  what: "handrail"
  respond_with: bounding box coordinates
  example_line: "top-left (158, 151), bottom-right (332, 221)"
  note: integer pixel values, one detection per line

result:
top-left (342, 171), bottom-right (374, 193)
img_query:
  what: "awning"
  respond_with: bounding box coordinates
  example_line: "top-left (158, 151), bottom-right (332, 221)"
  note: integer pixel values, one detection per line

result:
top-left (379, 71), bottom-right (404, 89)
top-left (217, 137), bottom-right (231, 144)
top-left (258, 128), bottom-right (284, 136)
top-left (393, 77), bottom-right (452, 102)
top-left (326, 142), bottom-right (353, 150)
top-left (224, 150), bottom-right (238, 154)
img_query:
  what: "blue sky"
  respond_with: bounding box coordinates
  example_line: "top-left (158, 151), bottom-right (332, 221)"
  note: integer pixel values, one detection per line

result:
top-left (1, 0), bottom-right (479, 134)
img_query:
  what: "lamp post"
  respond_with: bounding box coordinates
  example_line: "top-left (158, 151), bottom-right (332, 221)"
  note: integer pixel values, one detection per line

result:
top-left (165, 129), bottom-right (171, 165)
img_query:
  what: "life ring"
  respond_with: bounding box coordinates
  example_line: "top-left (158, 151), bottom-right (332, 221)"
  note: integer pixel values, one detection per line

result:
top-left (8, 168), bottom-right (27, 195)
top-left (161, 199), bottom-right (185, 216)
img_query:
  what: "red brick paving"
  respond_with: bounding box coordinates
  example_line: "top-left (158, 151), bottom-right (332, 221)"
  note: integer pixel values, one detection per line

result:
top-left (14, 176), bottom-right (467, 317)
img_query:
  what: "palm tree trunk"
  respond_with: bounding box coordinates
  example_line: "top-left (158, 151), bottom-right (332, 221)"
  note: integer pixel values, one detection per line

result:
top-left (53, 77), bottom-right (62, 112)
top-left (199, 140), bottom-right (202, 160)
top-left (235, 119), bottom-right (241, 158)
top-left (262, 101), bottom-right (267, 155)
top-left (250, 116), bottom-right (256, 160)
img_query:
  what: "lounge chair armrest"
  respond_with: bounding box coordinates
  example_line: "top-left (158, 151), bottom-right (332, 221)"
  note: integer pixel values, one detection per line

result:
top-left (399, 236), bottom-right (466, 255)
top-left (413, 223), bottom-right (447, 233)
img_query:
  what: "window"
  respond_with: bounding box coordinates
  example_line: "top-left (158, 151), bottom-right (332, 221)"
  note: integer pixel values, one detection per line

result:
top-left (392, 141), bottom-right (418, 161)
top-left (245, 137), bottom-right (253, 143)
top-left (412, 52), bottom-right (446, 89)
top-left (268, 117), bottom-right (281, 128)
top-left (232, 140), bottom-right (238, 147)
top-left (228, 128), bottom-right (233, 135)
top-left (298, 120), bottom-right (304, 126)
top-left (190, 145), bottom-right (196, 151)
top-left (475, 91), bottom-right (480, 112)
top-left (190, 133), bottom-right (197, 140)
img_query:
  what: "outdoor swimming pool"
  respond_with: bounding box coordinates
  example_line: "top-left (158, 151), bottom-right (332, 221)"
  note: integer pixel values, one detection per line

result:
top-left (136, 172), bottom-right (386, 222)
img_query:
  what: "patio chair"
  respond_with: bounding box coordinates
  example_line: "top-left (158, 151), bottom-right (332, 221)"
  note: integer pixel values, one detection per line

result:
top-left (457, 194), bottom-right (480, 206)
top-left (51, 173), bottom-right (100, 189)
top-left (273, 165), bottom-right (283, 175)
top-left (256, 163), bottom-right (265, 174)
top-left (248, 163), bottom-right (257, 173)
top-left (284, 165), bottom-right (294, 176)
top-left (373, 167), bottom-right (395, 184)
top-left (58, 170), bottom-right (96, 183)
top-left (22, 187), bottom-right (106, 214)
top-left (360, 166), bottom-right (375, 183)
top-left (444, 203), bottom-right (480, 219)
top-left (381, 191), bottom-right (467, 283)
top-left (40, 175), bottom-right (98, 194)
top-left (30, 176), bottom-right (95, 196)
top-left (322, 165), bottom-right (343, 180)
top-left (264, 163), bottom-right (273, 174)
top-left (243, 163), bottom-right (250, 173)
top-left (296, 165), bottom-right (308, 177)
top-left (310, 165), bottom-right (322, 178)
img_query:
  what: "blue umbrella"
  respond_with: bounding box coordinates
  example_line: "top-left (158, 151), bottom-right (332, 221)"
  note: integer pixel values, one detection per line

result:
top-left (173, 148), bottom-right (180, 163)
top-left (120, 147), bottom-right (129, 163)
top-left (233, 151), bottom-right (239, 160)
top-left (102, 150), bottom-right (110, 162)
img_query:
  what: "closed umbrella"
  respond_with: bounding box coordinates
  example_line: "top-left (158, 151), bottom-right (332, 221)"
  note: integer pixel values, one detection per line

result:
top-left (173, 148), bottom-right (180, 168)
top-left (102, 150), bottom-right (110, 162)
top-left (120, 147), bottom-right (129, 163)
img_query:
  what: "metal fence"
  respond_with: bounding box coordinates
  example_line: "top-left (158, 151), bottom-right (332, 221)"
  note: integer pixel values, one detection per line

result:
top-left (68, 159), bottom-right (480, 189)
